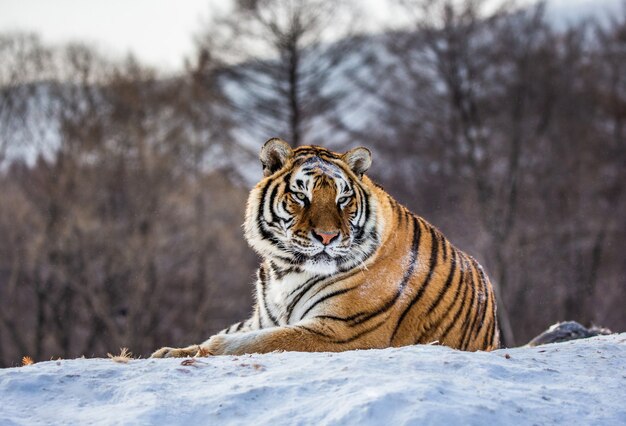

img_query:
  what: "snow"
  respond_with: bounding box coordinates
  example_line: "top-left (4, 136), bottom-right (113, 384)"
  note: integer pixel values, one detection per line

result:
top-left (1, 333), bottom-right (625, 425)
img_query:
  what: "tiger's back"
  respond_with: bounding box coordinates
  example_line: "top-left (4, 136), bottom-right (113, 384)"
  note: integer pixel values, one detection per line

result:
top-left (151, 140), bottom-right (499, 358)
top-left (362, 188), bottom-right (500, 351)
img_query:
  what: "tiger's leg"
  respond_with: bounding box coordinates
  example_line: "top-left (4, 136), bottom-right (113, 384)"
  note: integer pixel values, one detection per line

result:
top-left (150, 344), bottom-right (203, 359)
top-left (150, 308), bottom-right (261, 358)
top-left (199, 320), bottom-right (386, 356)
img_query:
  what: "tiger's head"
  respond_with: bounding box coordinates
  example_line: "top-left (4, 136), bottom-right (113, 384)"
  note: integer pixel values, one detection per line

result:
top-left (244, 138), bottom-right (381, 275)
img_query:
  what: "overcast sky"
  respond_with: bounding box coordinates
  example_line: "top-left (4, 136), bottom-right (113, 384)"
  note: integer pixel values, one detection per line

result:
top-left (0, 0), bottom-right (213, 71)
top-left (0, 0), bottom-right (620, 72)
top-left (0, 0), bottom-right (407, 71)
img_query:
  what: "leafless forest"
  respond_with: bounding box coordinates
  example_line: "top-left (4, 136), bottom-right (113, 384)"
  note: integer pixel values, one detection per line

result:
top-left (0, 0), bottom-right (624, 366)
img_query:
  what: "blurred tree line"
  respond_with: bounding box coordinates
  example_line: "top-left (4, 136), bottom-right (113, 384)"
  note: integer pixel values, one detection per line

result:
top-left (0, 0), bottom-right (624, 365)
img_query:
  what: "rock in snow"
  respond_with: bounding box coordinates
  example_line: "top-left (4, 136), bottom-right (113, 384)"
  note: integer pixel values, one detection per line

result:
top-left (1, 334), bottom-right (625, 425)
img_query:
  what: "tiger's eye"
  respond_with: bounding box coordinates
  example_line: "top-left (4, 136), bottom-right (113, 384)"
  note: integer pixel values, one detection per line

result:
top-left (295, 192), bottom-right (307, 201)
top-left (338, 196), bottom-right (350, 204)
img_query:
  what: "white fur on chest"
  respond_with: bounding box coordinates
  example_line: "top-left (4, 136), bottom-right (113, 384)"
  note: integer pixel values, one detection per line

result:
top-left (264, 270), bottom-right (314, 325)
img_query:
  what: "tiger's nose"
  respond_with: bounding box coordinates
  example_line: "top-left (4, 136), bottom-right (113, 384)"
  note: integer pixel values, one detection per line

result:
top-left (312, 229), bottom-right (340, 246)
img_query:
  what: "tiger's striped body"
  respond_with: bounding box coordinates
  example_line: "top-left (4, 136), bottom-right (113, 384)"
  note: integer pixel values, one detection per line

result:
top-left (151, 140), bottom-right (499, 358)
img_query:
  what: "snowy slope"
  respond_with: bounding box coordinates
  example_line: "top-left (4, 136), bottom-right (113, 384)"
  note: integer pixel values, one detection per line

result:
top-left (1, 334), bottom-right (625, 426)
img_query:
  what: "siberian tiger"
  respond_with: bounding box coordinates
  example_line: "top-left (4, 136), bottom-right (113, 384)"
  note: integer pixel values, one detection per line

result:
top-left (151, 138), bottom-right (500, 357)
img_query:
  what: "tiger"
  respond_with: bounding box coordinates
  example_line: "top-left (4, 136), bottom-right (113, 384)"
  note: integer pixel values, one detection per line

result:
top-left (151, 138), bottom-right (500, 358)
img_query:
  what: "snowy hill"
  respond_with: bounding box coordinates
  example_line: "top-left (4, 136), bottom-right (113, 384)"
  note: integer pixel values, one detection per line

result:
top-left (1, 334), bottom-right (625, 425)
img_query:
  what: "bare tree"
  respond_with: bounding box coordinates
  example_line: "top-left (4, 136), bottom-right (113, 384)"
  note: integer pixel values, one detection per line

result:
top-left (0, 33), bottom-right (53, 167)
top-left (197, 0), bottom-right (364, 146)
top-left (1, 0), bottom-right (626, 365)
top-left (0, 37), bottom-right (257, 366)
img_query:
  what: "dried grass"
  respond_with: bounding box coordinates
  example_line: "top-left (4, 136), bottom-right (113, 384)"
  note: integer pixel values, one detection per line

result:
top-left (107, 347), bottom-right (133, 363)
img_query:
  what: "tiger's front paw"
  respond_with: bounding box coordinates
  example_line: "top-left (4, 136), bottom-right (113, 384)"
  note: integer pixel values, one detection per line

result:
top-left (150, 344), bottom-right (201, 358)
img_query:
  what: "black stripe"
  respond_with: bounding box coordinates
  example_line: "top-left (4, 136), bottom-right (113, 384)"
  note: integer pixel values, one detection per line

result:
top-left (330, 319), bottom-right (387, 344)
top-left (491, 293), bottom-right (499, 347)
top-left (286, 268), bottom-right (363, 322)
top-left (458, 261), bottom-right (478, 349)
top-left (395, 201), bottom-right (404, 227)
top-left (460, 263), bottom-right (481, 350)
top-left (267, 182), bottom-right (280, 223)
top-left (484, 311), bottom-right (496, 349)
top-left (420, 250), bottom-right (464, 342)
top-left (483, 291), bottom-right (498, 348)
top-left (259, 266), bottom-right (279, 326)
top-left (256, 178), bottom-right (271, 223)
top-left (426, 249), bottom-right (458, 317)
top-left (438, 256), bottom-right (472, 343)
top-left (272, 263), bottom-right (296, 280)
top-left (312, 311), bottom-right (371, 324)
top-left (459, 265), bottom-right (480, 349)
top-left (352, 186), bottom-right (363, 226)
top-left (259, 167), bottom-right (290, 206)
top-left (471, 262), bottom-right (489, 341)
top-left (351, 191), bottom-right (371, 243)
top-left (397, 215), bottom-right (422, 296)
top-left (388, 195), bottom-right (404, 227)
top-left (293, 148), bottom-right (338, 158)
top-left (256, 181), bottom-right (285, 247)
top-left (255, 171), bottom-right (296, 257)
top-left (362, 186), bottom-right (370, 229)
top-left (491, 313), bottom-right (499, 348)
top-left (299, 285), bottom-right (359, 320)
top-left (351, 184), bottom-right (365, 230)
top-left (295, 324), bottom-right (332, 338)
top-left (305, 267), bottom-right (363, 302)
top-left (454, 273), bottom-right (476, 348)
top-left (285, 276), bottom-right (329, 322)
top-left (314, 314), bottom-right (350, 321)
top-left (390, 224), bottom-right (439, 343)
top-left (481, 315), bottom-right (494, 349)
top-left (440, 233), bottom-right (448, 262)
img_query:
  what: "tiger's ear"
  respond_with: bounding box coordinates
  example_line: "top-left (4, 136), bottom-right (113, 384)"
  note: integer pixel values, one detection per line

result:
top-left (342, 147), bottom-right (372, 178)
top-left (260, 138), bottom-right (293, 177)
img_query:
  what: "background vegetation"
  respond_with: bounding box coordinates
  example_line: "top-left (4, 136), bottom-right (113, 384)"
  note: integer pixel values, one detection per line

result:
top-left (0, 0), bottom-right (624, 366)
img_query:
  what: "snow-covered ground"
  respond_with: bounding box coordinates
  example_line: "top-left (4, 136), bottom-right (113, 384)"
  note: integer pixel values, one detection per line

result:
top-left (1, 333), bottom-right (625, 425)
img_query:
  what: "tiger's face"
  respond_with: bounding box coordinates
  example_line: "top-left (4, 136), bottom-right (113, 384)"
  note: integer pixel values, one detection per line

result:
top-left (244, 139), bottom-right (381, 275)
